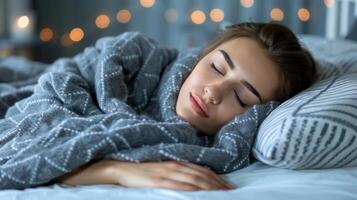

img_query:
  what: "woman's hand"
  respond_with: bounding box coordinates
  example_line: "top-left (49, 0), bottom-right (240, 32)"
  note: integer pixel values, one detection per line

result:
top-left (54, 160), bottom-right (235, 191)
top-left (107, 160), bottom-right (235, 191)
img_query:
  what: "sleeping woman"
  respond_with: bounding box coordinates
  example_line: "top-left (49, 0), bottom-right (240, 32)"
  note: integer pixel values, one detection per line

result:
top-left (0, 21), bottom-right (316, 190)
top-left (51, 22), bottom-right (316, 191)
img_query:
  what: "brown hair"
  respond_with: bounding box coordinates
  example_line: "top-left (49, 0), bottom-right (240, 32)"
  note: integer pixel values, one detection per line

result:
top-left (198, 21), bottom-right (317, 102)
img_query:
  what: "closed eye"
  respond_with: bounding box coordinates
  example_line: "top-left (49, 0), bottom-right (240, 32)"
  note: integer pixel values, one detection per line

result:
top-left (210, 63), bottom-right (247, 108)
top-left (234, 91), bottom-right (247, 108)
top-left (210, 63), bottom-right (224, 76)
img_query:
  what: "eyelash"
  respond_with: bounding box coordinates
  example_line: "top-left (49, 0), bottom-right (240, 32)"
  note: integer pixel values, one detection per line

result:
top-left (210, 63), bottom-right (247, 108)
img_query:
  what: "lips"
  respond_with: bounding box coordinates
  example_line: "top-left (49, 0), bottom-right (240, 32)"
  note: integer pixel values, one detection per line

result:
top-left (189, 92), bottom-right (209, 118)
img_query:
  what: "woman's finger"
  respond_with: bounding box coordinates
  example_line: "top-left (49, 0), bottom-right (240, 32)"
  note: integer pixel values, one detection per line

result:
top-left (177, 162), bottom-right (235, 189)
top-left (152, 176), bottom-right (201, 191)
top-left (163, 162), bottom-right (228, 189)
top-left (162, 162), bottom-right (226, 190)
top-left (161, 169), bottom-right (224, 190)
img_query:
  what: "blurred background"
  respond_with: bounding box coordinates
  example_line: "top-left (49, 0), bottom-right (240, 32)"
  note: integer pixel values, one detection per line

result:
top-left (0, 0), bottom-right (355, 63)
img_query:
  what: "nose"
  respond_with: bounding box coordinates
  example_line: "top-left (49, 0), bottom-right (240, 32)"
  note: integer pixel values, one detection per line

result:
top-left (204, 85), bottom-right (223, 105)
top-left (204, 80), bottom-right (235, 105)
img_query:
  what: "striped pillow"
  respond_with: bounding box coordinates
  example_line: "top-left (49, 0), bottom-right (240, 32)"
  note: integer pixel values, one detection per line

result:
top-left (252, 73), bottom-right (357, 169)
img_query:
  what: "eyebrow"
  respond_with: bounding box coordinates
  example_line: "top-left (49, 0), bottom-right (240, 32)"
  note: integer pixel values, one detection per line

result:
top-left (218, 49), bottom-right (263, 103)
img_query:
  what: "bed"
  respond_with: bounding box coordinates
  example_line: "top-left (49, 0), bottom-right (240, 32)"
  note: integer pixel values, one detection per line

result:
top-left (1, 1), bottom-right (357, 199)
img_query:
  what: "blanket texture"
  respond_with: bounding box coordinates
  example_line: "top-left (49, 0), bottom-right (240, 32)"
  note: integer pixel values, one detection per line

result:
top-left (0, 32), bottom-right (279, 189)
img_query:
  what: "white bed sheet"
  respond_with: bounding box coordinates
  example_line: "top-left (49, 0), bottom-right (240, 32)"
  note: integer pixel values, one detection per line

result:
top-left (1, 161), bottom-right (356, 200)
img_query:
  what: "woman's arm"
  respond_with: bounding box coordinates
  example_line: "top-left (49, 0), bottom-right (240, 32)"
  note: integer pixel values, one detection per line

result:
top-left (54, 160), bottom-right (235, 191)
top-left (54, 160), bottom-right (117, 186)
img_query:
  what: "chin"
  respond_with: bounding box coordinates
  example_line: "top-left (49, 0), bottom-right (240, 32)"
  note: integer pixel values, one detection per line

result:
top-left (176, 102), bottom-right (216, 135)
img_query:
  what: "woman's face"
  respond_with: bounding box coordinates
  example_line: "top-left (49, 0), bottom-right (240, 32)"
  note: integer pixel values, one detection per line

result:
top-left (175, 37), bottom-right (281, 135)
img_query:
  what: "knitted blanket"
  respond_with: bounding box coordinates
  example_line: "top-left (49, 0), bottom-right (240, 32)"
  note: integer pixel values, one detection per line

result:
top-left (0, 32), bottom-right (279, 189)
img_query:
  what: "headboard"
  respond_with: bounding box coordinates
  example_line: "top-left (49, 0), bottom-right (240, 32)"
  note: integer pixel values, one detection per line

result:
top-left (326, 0), bottom-right (357, 39)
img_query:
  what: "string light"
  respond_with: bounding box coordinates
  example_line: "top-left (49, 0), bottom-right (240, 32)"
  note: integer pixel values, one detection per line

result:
top-left (324, 0), bottom-right (334, 7)
top-left (69, 28), bottom-right (84, 42)
top-left (36, 2), bottom-right (314, 48)
top-left (17, 16), bottom-right (30, 29)
top-left (95, 14), bottom-right (110, 29)
top-left (39, 27), bottom-right (54, 42)
top-left (116, 9), bottom-right (131, 23)
top-left (270, 8), bottom-right (284, 21)
top-left (140, 0), bottom-right (155, 8)
top-left (298, 8), bottom-right (310, 22)
top-left (240, 0), bottom-right (254, 8)
top-left (165, 9), bottom-right (178, 22)
top-left (191, 10), bottom-right (206, 25)
top-left (210, 8), bottom-right (224, 23)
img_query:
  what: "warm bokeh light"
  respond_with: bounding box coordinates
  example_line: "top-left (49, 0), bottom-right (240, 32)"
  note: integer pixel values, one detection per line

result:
top-left (95, 14), bottom-right (110, 29)
top-left (165, 9), bottom-right (178, 22)
top-left (140, 0), bottom-right (155, 8)
top-left (270, 8), bottom-right (284, 21)
top-left (190, 10), bottom-right (206, 25)
top-left (116, 9), bottom-right (131, 23)
top-left (210, 8), bottom-right (224, 23)
top-left (39, 27), bottom-right (54, 42)
top-left (60, 34), bottom-right (73, 47)
top-left (298, 8), bottom-right (310, 22)
top-left (240, 0), bottom-right (254, 8)
top-left (324, 0), bottom-right (334, 7)
top-left (17, 16), bottom-right (30, 29)
top-left (69, 28), bottom-right (84, 42)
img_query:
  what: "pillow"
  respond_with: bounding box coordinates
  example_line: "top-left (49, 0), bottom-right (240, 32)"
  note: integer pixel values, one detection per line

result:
top-left (252, 73), bottom-right (357, 169)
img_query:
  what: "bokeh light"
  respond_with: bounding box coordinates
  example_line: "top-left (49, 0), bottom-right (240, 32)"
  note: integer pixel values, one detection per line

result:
top-left (140, 0), bottom-right (155, 8)
top-left (39, 27), bottom-right (54, 42)
top-left (191, 10), bottom-right (206, 25)
top-left (165, 9), bottom-right (178, 22)
top-left (95, 14), bottom-right (110, 29)
top-left (17, 16), bottom-right (30, 29)
top-left (240, 0), bottom-right (254, 8)
top-left (298, 8), bottom-right (310, 22)
top-left (116, 9), bottom-right (131, 23)
top-left (210, 8), bottom-right (224, 23)
top-left (69, 28), bottom-right (84, 42)
top-left (270, 8), bottom-right (284, 21)
top-left (324, 0), bottom-right (334, 7)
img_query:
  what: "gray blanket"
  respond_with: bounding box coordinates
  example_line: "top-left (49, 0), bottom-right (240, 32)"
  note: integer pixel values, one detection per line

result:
top-left (0, 32), bottom-right (279, 189)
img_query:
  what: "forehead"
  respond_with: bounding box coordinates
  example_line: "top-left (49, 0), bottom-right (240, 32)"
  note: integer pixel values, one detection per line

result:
top-left (211, 37), bottom-right (281, 101)
top-left (217, 37), bottom-right (265, 55)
